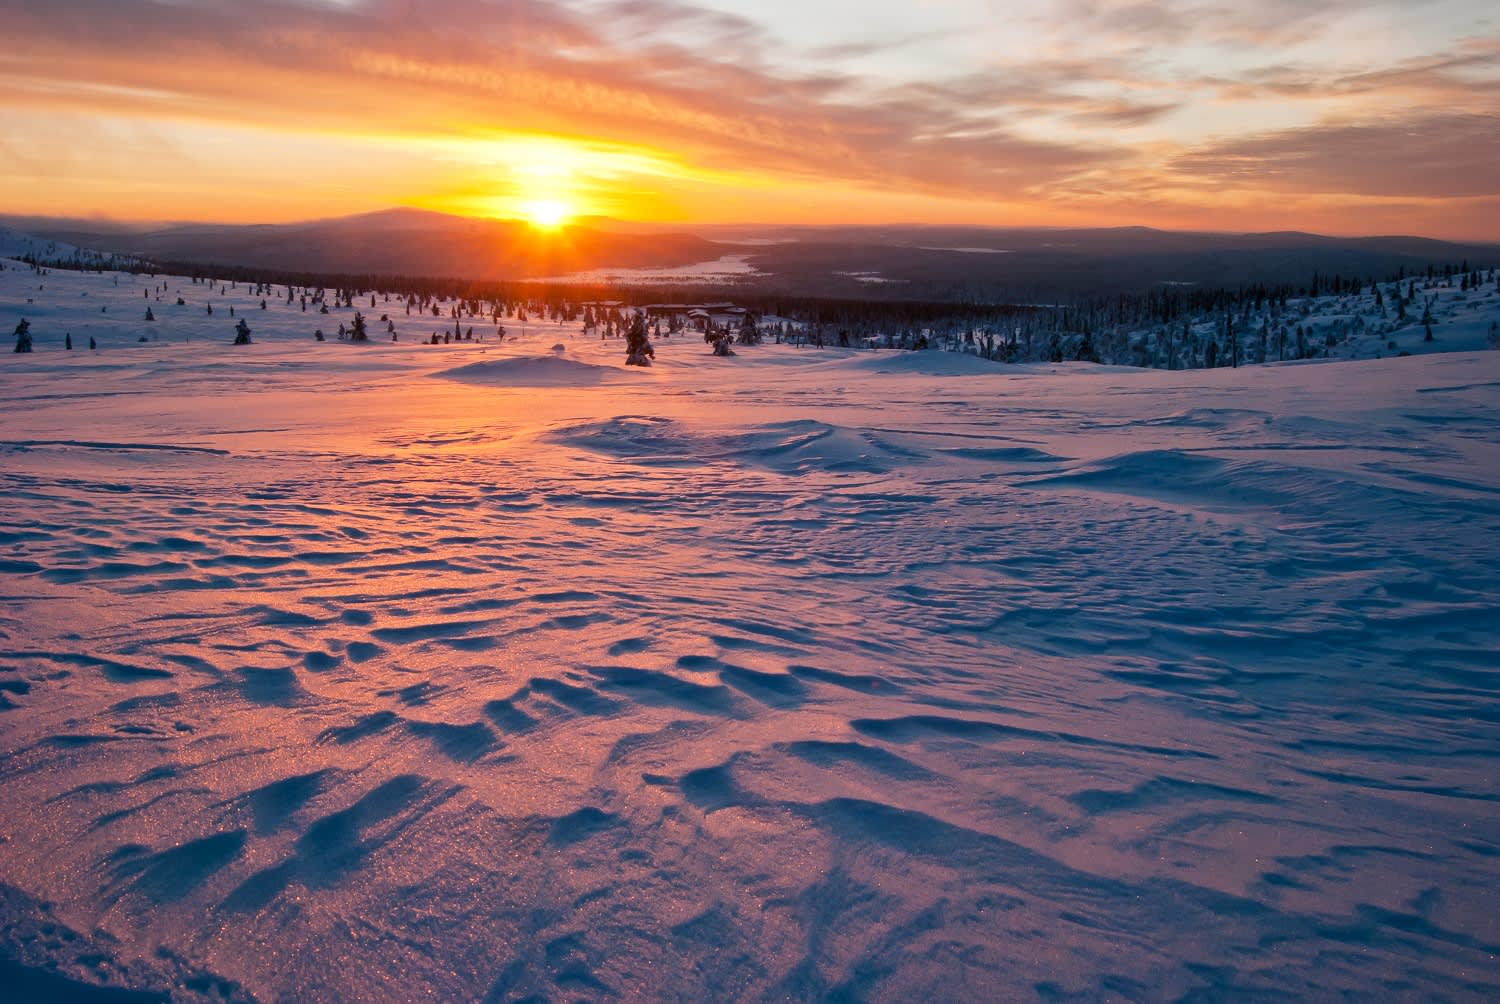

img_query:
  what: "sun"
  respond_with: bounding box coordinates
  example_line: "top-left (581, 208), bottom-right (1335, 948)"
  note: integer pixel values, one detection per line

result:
top-left (519, 198), bottom-right (574, 230)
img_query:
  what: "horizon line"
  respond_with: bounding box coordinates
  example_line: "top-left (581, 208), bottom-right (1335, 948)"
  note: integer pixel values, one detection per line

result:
top-left (2, 207), bottom-right (1497, 247)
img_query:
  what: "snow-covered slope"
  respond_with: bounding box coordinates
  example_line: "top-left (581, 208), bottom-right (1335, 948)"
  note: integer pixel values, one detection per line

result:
top-left (1109, 271), bottom-right (1500, 366)
top-left (0, 228), bottom-right (137, 272)
top-left (2, 261), bottom-right (1499, 1001)
top-left (0, 228), bottom-right (87, 262)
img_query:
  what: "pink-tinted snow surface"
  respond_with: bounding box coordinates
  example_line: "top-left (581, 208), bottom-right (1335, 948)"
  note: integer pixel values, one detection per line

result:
top-left (2, 263), bottom-right (1499, 1001)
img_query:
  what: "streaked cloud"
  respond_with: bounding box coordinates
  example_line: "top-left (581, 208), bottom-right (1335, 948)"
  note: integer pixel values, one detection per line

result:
top-left (0, 0), bottom-right (1496, 236)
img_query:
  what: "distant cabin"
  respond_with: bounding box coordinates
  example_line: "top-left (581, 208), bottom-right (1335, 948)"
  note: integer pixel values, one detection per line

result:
top-left (646, 303), bottom-right (747, 332)
top-left (698, 306), bottom-right (747, 332)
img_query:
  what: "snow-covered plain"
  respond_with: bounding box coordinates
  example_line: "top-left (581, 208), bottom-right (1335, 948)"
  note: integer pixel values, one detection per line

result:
top-left (3, 260), bottom-right (1500, 1001)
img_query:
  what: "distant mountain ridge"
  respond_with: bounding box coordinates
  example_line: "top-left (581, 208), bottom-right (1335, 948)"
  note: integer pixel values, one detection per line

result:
top-left (3, 209), bottom-right (721, 281)
top-left (4, 210), bottom-right (1495, 299)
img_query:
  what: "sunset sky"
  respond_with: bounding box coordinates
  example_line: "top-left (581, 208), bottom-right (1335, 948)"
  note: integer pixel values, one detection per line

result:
top-left (2, 0), bottom-right (1497, 238)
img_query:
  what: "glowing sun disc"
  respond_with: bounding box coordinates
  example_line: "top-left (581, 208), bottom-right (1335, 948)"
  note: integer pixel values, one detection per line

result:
top-left (520, 198), bottom-right (573, 229)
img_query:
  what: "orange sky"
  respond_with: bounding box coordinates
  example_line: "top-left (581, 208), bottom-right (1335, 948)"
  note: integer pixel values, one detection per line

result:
top-left (2, 0), bottom-right (1498, 239)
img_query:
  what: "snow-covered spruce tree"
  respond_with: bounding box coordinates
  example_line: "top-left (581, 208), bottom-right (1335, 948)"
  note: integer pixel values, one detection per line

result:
top-left (737, 312), bottom-right (761, 346)
top-left (1074, 329), bottom-right (1099, 363)
top-left (350, 312), bottom-right (369, 343)
top-left (13, 318), bottom-right (33, 353)
top-left (145, 307), bottom-right (155, 321)
top-left (710, 328), bottom-right (736, 356)
top-left (625, 311), bottom-right (655, 366)
top-left (232, 318), bottom-right (252, 345)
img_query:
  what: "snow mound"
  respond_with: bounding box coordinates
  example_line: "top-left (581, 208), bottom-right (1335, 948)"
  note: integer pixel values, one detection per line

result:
top-left (548, 416), bottom-right (698, 463)
top-left (1025, 447), bottom-right (1472, 524)
top-left (722, 420), bottom-right (926, 474)
top-left (550, 418), bottom-right (930, 474)
top-left (1024, 449), bottom-right (1297, 510)
top-left (840, 350), bottom-right (1007, 375)
top-left (438, 354), bottom-right (617, 386)
top-left (1142, 407), bottom-right (1271, 430)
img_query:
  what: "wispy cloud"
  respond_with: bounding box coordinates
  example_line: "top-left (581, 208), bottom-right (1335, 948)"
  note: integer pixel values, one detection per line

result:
top-left (1, 0), bottom-right (1496, 235)
top-left (1172, 114), bottom-right (1500, 198)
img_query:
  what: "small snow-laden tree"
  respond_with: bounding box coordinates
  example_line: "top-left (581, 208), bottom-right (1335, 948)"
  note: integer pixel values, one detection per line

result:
top-left (1130, 335), bottom-right (1153, 368)
top-left (737, 312), bottom-right (762, 346)
top-left (1046, 332), bottom-right (1064, 363)
top-left (1074, 328), bottom-right (1099, 363)
top-left (1488, 321), bottom-right (1500, 350)
top-left (13, 318), bottom-right (33, 353)
top-left (233, 318), bottom-right (252, 345)
top-left (977, 329), bottom-right (997, 360)
top-left (710, 328), bottom-right (736, 357)
top-left (625, 310), bottom-right (655, 366)
top-left (350, 312), bottom-right (370, 343)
